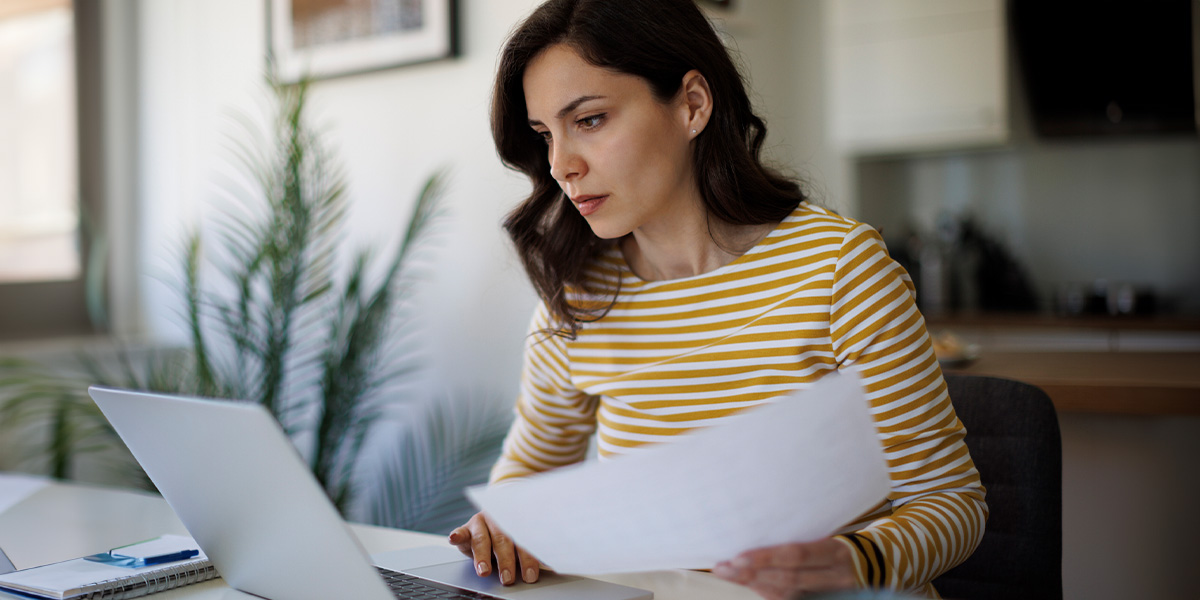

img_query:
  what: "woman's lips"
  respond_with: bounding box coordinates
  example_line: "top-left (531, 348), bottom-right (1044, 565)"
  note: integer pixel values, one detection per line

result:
top-left (572, 194), bottom-right (608, 217)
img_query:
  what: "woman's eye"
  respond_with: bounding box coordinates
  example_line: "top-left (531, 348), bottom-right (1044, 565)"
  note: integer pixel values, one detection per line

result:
top-left (577, 114), bottom-right (605, 129)
top-left (537, 130), bottom-right (552, 144)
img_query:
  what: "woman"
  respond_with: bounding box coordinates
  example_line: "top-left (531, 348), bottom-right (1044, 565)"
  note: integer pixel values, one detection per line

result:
top-left (448, 1), bottom-right (987, 597)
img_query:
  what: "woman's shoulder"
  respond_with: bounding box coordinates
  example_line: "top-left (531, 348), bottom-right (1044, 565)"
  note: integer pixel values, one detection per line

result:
top-left (758, 202), bottom-right (873, 253)
top-left (778, 201), bottom-right (861, 231)
top-left (735, 203), bottom-right (899, 286)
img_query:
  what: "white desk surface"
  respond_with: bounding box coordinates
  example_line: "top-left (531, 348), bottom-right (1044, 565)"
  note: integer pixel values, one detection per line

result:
top-left (0, 475), bottom-right (755, 600)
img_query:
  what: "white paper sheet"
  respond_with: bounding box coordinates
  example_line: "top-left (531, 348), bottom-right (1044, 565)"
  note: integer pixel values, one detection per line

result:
top-left (466, 371), bottom-right (890, 575)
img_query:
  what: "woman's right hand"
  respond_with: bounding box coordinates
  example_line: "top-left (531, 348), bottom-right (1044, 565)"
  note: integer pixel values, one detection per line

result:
top-left (448, 512), bottom-right (542, 585)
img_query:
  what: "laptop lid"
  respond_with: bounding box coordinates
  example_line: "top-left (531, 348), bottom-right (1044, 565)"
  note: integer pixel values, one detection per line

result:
top-left (88, 386), bottom-right (652, 600)
top-left (88, 386), bottom-right (394, 600)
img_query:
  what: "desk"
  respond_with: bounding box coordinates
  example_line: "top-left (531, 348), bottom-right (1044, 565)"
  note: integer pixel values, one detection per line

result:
top-left (0, 477), bottom-right (755, 600)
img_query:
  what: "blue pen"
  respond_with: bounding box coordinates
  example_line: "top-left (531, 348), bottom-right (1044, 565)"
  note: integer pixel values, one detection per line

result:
top-left (135, 549), bottom-right (200, 566)
top-left (84, 548), bottom-right (201, 568)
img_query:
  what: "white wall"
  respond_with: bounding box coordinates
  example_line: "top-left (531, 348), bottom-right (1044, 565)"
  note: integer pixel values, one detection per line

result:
top-left (711, 1), bottom-right (850, 214)
top-left (129, 0), bottom-right (835, 404)
top-left (134, 0), bottom-right (546, 400)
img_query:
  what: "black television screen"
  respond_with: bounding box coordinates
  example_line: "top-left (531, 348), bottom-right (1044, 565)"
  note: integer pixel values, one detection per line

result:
top-left (1011, 0), bottom-right (1197, 137)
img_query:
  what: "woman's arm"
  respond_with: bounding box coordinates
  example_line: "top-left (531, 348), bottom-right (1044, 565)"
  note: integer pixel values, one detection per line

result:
top-left (451, 301), bottom-right (599, 586)
top-left (490, 301), bottom-right (599, 483)
top-left (828, 223), bottom-right (988, 592)
top-left (717, 223), bottom-right (986, 598)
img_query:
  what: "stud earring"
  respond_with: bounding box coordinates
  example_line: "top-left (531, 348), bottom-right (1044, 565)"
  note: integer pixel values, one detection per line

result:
top-left (692, 129), bottom-right (698, 134)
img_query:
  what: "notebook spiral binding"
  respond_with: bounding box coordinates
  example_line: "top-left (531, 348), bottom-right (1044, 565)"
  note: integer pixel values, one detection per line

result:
top-left (76, 562), bottom-right (218, 599)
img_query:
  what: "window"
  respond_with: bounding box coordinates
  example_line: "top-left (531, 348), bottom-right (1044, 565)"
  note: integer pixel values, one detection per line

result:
top-left (0, 1), bottom-right (78, 282)
top-left (0, 0), bottom-right (93, 340)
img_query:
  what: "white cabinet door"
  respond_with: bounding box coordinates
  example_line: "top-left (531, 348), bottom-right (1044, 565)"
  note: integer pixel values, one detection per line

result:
top-left (826, 0), bottom-right (1008, 154)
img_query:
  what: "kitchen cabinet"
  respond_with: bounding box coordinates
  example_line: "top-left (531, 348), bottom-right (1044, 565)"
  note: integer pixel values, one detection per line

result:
top-left (825, 0), bottom-right (1009, 154)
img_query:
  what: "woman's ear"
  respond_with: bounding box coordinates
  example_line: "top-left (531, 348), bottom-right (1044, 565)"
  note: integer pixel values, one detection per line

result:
top-left (679, 69), bottom-right (712, 138)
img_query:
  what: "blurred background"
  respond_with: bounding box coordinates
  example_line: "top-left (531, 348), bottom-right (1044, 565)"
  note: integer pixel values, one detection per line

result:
top-left (0, 1), bottom-right (1197, 598)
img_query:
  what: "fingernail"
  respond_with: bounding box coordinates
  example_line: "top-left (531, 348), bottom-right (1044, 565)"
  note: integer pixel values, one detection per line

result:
top-left (525, 567), bottom-right (537, 582)
top-left (501, 569), bottom-right (512, 584)
top-left (713, 563), bottom-right (731, 577)
top-left (733, 556), bottom-right (751, 568)
top-left (476, 561), bottom-right (487, 576)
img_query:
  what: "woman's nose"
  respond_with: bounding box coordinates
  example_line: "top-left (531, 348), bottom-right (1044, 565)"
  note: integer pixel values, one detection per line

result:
top-left (549, 140), bottom-right (586, 182)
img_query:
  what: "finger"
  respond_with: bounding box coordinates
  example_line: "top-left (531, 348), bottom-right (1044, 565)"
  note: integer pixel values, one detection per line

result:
top-left (516, 546), bottom-right (541, 583)
top-left (714, 562), bottom-right (793, 589)
top-left (713, 560), bottom-right (749, 584)
top-left (466, 515), bottom-right (493, 577)
top-left (448, 526), bottom-right (473, 556)
top-left (484, 515), bottom-right (519, 585)
top-left (734, 544), bottom-right (813, 569)
top-left (736, 539), bottom-right (846, 569)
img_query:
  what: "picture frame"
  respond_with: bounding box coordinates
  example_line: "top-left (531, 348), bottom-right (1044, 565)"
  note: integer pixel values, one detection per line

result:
top-left (268, 0), bottom-right (458, 83)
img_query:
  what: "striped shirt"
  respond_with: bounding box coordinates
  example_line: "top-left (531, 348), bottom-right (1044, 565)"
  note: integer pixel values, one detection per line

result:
top-left (491, 203), bottom-right (987, 596)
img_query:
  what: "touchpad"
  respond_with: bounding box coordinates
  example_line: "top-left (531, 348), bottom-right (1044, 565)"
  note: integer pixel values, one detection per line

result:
top-left (406, 560), bottom-right (581, 596)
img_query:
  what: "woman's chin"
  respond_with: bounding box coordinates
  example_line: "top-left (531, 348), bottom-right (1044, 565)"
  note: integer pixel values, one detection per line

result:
top-left (584, 219), bottom-right (630, 240)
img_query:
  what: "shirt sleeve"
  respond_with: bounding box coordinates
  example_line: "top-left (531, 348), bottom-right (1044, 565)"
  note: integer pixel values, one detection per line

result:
top-left (489, 301), bottom-right (599, 483)
top-left (828, 223), bottom-right (988, 594)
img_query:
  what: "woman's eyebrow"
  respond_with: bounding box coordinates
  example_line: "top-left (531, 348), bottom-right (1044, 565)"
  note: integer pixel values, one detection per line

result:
top-left (528, 95), bottom-right (606, 126)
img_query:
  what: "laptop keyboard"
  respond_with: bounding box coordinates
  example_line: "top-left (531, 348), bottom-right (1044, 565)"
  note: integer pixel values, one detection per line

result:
top-left (377, 566), bottom-right (503, 599)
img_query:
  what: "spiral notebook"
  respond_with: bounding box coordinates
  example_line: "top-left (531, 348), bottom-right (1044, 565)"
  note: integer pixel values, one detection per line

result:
top-left (0, 535), bottom-right (217, 600)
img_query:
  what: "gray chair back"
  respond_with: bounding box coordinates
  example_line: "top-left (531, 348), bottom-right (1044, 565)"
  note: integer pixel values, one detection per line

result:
top-left (932, 374), bottom-right (1062, 600)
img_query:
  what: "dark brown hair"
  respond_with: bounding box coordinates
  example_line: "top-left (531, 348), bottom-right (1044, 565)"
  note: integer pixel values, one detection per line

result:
top-left (494, 0), bottom-right (806, 337)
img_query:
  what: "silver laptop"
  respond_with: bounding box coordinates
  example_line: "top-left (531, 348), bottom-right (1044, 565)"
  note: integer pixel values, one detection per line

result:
top-left (88, 386), bottom-right (651, 600)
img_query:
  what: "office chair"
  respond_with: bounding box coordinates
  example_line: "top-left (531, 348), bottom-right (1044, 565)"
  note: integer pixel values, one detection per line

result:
top-left (931, 374), bottom-right (1062, 600)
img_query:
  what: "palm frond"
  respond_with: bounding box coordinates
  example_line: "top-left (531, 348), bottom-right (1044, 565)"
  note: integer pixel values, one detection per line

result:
top-left (357, 390), bottom-right (514, 535)
top-left (182, 232), bottom-right (220, 397)
top-left (0, 357), bottom-right (145, 485)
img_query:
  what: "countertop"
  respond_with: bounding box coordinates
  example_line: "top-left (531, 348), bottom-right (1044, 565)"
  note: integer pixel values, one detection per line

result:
top-left (929, 313), bottom-right (1200, 415)
top-left (944, 350), bottom-right (1200, 416)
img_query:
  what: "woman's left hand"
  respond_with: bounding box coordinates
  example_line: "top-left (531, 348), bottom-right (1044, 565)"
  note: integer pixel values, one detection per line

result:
top-left (712, 537), bottom-right (858, 599)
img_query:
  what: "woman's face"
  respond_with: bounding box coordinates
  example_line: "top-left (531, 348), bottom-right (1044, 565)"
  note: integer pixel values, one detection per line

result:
top-left (523, 44), bottom-right (698, 240)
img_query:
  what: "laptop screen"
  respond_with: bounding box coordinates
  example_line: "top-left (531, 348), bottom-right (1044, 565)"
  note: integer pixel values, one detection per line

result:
top-left (0, 547), bottom-right (14, 575)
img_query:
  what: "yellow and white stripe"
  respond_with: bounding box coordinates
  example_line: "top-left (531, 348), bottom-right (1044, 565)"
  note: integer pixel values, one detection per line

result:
top-left (492, 203), bottom-right (987, 596)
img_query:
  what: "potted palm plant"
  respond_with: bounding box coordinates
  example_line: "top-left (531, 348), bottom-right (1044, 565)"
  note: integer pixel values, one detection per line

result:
top-left (0, 76), bottom-right (511, 527)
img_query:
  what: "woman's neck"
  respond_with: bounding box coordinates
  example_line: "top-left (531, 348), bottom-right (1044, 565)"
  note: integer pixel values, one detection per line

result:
top-left (621, 206), bottom-right (774, 282)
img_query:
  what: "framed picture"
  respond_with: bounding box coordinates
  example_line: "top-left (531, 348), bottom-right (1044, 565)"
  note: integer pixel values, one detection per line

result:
top-left (268, 0), bottom-right (458, 83)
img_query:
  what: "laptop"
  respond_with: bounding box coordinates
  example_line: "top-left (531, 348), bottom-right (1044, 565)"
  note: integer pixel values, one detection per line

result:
top-left (88, 386), bottom-right (651, 600)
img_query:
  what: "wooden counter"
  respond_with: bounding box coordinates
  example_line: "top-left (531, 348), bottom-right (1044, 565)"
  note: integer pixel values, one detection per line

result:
top-left (928, 313), bottom-right (1200, 332)
top-left (945, 351), bottom-right (1200, 416)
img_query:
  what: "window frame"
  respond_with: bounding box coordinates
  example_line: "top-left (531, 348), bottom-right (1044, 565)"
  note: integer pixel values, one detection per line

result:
top-left (0, 0), bottom-right (121, 341)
